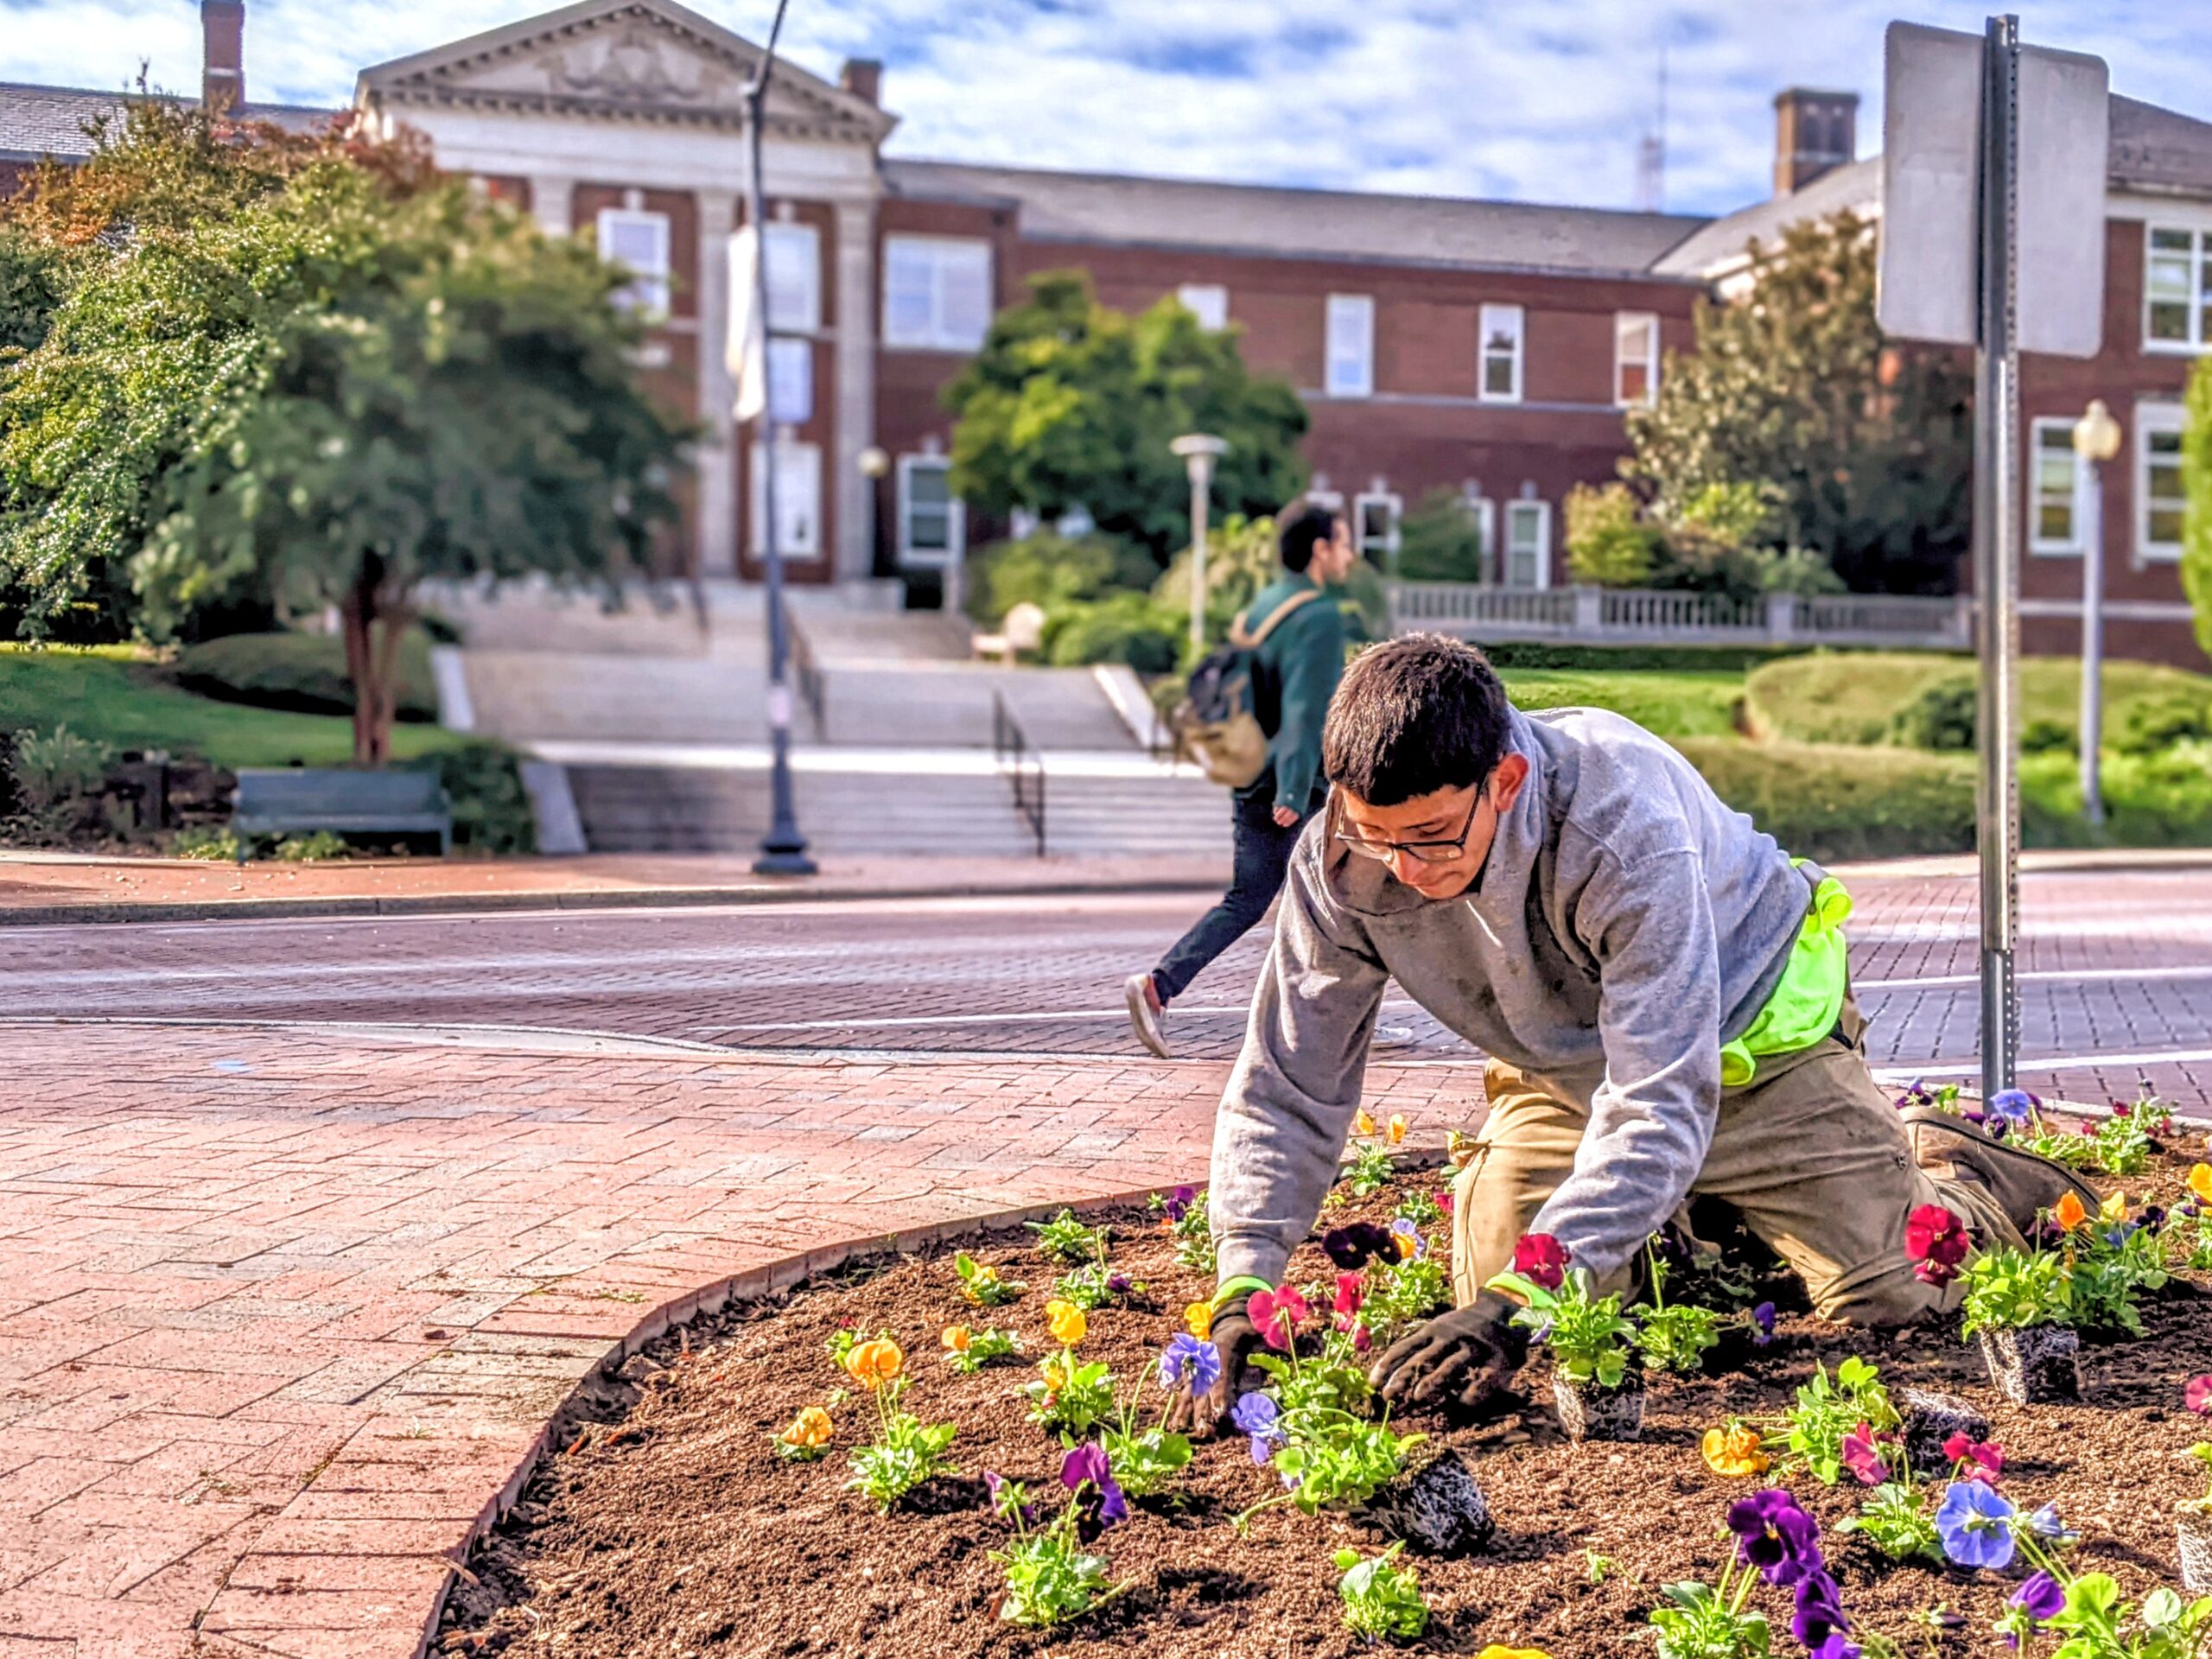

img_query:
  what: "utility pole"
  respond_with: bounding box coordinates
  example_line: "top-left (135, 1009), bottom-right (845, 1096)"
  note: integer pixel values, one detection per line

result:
top-left (743, 0), bottom-right (814, 876)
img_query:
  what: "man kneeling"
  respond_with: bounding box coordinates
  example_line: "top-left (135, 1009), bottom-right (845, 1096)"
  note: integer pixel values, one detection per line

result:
top-left (1179, 634), bottom-right (2096, 1424)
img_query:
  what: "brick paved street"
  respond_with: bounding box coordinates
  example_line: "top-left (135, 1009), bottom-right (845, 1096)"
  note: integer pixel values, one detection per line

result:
top-left (0, 1027), bottom-right (1483, 1656)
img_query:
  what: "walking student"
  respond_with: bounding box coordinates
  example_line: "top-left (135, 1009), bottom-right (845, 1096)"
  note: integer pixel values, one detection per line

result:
top-left (1125, 501), bottom-right (1357, 1058)
top-left (1171, 633), bottom-right (2097, 1427)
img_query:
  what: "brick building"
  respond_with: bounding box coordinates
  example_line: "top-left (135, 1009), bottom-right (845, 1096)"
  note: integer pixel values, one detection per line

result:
top-left (2, 0), bottom-right (2208, 665)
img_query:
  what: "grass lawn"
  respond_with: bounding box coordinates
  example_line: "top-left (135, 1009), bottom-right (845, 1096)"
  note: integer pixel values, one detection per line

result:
top-left (1745, 651), bottom-right (2212, 747)
top-left (1497, 667), bottom-right (1745, 739)
top-left (0, 645), bottom-right (467, 770)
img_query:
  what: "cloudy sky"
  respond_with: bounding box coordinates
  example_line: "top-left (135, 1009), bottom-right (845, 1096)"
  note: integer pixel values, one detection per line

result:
top-left (2, 0), bottom-right (2206, 216)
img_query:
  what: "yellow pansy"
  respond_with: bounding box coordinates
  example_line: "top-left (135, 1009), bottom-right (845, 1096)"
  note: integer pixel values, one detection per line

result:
top-left (2101, 1190), bottom-right (2128, 1223)
top-left (1355, 1107), bottom-right (1377, 1136)
top-left (2190, 1163), bottom-right (2212, 1205)
top-left (942, 1325), bottom-right (973, 1353)
top-left (1046, 1300), bottom-right (1088, 1346)
top-left (1395, 1230), bottom-right (1418, 1260)
top-left (1388, 1114), bottom-right (1408, 1145)
top-left (1475, 1648), bottom-right (1554, 1659)
top-left (843, 1337), bottom-right (904, 1389)
top-left (785, 1405), bottom-right (833, 1448)
top-left (1700, 1424), bottom-right (1770, 1478)
top-left (1184, 1300), bottom-right (1214, 1340)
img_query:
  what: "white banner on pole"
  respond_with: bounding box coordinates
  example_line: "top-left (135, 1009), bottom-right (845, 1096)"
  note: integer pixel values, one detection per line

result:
top-left (727, 226), bottom-right (766, 422)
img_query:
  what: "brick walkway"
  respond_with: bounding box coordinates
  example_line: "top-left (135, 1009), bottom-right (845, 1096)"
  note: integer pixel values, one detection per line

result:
top-left (0, 1024), bottom-right (1478, 1658)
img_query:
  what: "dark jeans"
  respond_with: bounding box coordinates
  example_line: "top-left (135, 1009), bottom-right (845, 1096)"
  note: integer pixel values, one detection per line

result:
top-left (1153, 790), bottom-right (1318, 1002)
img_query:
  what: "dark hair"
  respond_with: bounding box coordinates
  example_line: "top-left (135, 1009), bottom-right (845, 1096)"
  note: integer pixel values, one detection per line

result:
top-left (1276, 499), bottom-right (1340, 574)
top-left (1323, 634), bottom-right (1513, 805)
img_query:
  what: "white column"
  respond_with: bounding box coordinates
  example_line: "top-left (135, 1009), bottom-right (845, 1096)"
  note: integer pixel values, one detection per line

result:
top-left (833, 197), bottom-right (879, 585)
top-left (531, 175), bottom-right (576, 237)
top-left (695, 188), bottom-right (740, 579)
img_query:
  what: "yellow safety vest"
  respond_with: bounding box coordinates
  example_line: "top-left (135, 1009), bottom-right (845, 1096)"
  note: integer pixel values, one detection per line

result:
top-left (1719, 865), bottom-right (1853, 1089)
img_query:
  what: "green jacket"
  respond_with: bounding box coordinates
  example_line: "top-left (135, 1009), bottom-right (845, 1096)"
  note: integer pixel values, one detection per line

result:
top-left (1238, 573), bottom-right (1346, 814)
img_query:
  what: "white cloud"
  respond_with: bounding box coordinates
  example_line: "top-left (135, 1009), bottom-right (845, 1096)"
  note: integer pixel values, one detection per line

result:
top-left (2, 0), bottom-right (2206, 217)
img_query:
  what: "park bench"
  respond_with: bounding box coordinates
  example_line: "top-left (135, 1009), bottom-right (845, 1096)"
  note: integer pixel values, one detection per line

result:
top-left (231, 768), bottom-right (452, 858)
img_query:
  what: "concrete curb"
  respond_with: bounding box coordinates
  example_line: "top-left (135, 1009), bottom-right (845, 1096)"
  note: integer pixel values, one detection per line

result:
top-left (0, 872), bottom-right (1229, 928)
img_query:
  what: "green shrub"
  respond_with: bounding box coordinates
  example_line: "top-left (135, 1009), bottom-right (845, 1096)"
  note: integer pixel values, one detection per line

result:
top-left (2116, 694), bottom-right (2212, 756)
top-left (1044, 592), bottom-right (1181, 675)
top-left (1674, 739), bottom-right (1975, 861)
top-left (175, 630), bottom-right (439, 721)
top-left (1565, 482), bottom-right (1661, 588)
top-left (1478, 643), bottom-right (1803, 673)
top-left (2022, 717), bottom-right (2075, 755)
top-left (402, 741), bottom-right (536, 855)
top-left (169, 825), bottom-right (243, 861)
top-left (1888, 677), bottom-right (1978, 751)
top-left (272, 830), bottom-right (352, 861)
top-left (1395, 489), bottom-right (1488, 582)
top-left (965, 532), bottom-right (1154, 625)
top-left (2021, 747), bottom-right (2212, 848)
top-left (6, 721), bottom-right (111, 842)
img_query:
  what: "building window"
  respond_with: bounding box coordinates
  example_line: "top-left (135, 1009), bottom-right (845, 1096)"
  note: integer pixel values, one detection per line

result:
top-left (597, 207), bottom-right (671, 318)
top-left (2145, 225), bottom-right (2211, 351)
top-left (2139, 404), bottom-right (2187, 564)
top-left (1503, 499), bottom-right (1550, 589)
top-left (1353, 488), bottom-right (1402, 569)
top-left (1325, 294), bottom-right (1374, 397)
top-left (1615, 312), bottom-right (1659, 406)
top-left (2029, 417), bottom-right (2083, 554)
top-left (766, 337), bottom-right (813, 427)
top-left (748, 440), bottom-right (822, 560)
top-left (1479, 303), bottom-right (1524, 403)
top-left (1177, 283), bottom-right (1229, 332)
top-left (883, 235), bottom-right (993, 351)
top-left (763, 219), bottom-right (821, 334)
top-left (897, 454), bottom-right (965, 568)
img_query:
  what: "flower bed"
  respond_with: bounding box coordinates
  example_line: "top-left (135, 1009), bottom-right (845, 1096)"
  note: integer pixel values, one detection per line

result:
top-left (441, 1112), bottom-right (2212, 1659)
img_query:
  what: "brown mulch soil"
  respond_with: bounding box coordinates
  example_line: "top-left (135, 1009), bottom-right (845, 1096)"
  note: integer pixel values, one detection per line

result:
top-left (439, 1135), bottom-right (2212, 1659)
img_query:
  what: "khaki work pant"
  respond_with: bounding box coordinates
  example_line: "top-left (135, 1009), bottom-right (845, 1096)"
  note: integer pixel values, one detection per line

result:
top-left (1449, 1005), bottom-right (2020, 1325)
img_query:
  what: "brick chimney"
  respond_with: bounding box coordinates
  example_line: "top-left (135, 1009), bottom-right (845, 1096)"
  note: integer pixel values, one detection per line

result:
top-left (838, 58), bottom-right (882, 106)
top-left (1772, 87), bottom-right (1859, 195)
top-left (203, 0), bottom-right (245, 112)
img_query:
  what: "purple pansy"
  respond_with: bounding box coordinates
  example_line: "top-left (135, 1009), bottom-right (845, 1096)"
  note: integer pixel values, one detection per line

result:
top-left (1161, 1185), bottom-right (1196, 1222)
top-left (1321, 1222), bottom-right (1396, 1270)
top-left (1157, 1333), bottom-right (1222, 1397)
top-left (1059, 1442), bottom-right (1127, 1541)
top-left (1751, 1301), bottom-right (1777, 1346)
top-left (1389, 1217), bottom-right (1428, 1259)
top-left (1793, 1568), bottom-right (1850, 1649)
top-left (1233, 1391), bottom-right (1285, 1465)
top-left (1935, 1479), bottom-right (2017, 1570)
top-left (1727, 1490), bottom-right (1824, 1587)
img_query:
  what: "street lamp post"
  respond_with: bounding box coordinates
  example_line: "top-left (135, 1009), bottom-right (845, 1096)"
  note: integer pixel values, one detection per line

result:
top-left (741, 1), bottom-right (814, 876)
top-left (1170, 434), bottom-right (1230, 654)
top-left (2071, 398), bottom-right (2122, 830)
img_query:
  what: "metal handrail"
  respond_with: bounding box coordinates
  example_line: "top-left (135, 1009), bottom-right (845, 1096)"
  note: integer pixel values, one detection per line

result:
top-left (992, 690), bottom-right (1047, 858)
top-left (788, 613), bottom-right (826, 739)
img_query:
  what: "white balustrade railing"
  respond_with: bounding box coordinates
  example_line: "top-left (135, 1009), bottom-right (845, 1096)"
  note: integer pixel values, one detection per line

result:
top-left (1389, 583), bottom-right (1970, 650)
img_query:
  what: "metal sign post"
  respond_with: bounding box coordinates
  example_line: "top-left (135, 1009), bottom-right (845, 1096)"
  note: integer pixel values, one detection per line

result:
top-left (1880, 17), bottom-right (2107, 1100)
top-left (1971, 15), bottom-right (2023, 1100)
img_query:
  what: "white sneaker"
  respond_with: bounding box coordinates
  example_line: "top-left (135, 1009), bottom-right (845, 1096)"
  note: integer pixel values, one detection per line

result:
top-left (1125, 972), bottom-right (1171, 1058)
top-left (1371, 1024), bottom-right (1420, 1055)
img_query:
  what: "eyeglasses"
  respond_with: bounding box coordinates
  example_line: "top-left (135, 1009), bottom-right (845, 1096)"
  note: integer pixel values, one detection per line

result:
top-left (1336, 786), bottom-right (1491, 866)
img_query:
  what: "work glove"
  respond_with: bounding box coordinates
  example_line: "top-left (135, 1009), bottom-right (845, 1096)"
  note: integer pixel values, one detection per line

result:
top-left (1369, 1290), bottom-right (1529, 1415)
top-left (1162, 1295), bottom-right (1261, 1439)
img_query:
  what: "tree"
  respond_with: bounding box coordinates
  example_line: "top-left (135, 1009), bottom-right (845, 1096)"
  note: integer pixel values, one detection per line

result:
top-left (2185, 356), bottom-right (2212, 662)
top-left (1395, 489), bottom-right (1489, 582)
top-left (1622, 211), bottom-right (1972, 595)
top-left (0, 128), bottom-right (688, 764)
top-left (1564, 483), bottom-right (1658, 587)
top-left (944, 273), bottom-right (1309, 564)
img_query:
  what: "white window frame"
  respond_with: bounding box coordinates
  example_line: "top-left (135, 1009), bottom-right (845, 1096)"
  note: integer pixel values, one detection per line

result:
top-left (1176, 283), bottom-right (1229, 332)
top-left (882, 234), bottom-right (994, 352)
top-left (596, 207), bottom-right (671, 320)
top-left (748, 440), bottom-right (823, 562)
top-left (1614, 311), bottom-right (1659, 407)
top-left (1503, 499), bottom-right (1552, 589)
top-left (895, 454), bottom-right (964, 569)
top-left (1325, 293), bottom-right (1374, 398)
top-left (2137, 402), bottom-right (2187, 565)
top-left (763, 219), bottom-right (821, 334)
top-left (1352, 488), bottom-right (1402, 569)
top-left (2143, 223), bottom-right (2210, 354)
top-left (1479, 303), bottom-right (1525, 404)
top-left (2028, 416), bottom-right (2084, 555)
top-left (1465, 493), bottom-right (1498, 586)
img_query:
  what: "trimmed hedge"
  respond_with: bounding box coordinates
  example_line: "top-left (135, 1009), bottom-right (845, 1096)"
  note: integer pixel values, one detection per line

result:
top-left (175, 629), bottom-right (440, 721)
top-left (1477, 642), bottom-right (1808, 673)
top-left (1745, 652), bottom-right (2212, 750)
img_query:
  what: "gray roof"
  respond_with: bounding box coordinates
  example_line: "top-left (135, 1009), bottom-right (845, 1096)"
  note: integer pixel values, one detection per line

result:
top-left (885, 157), bottom-right (1710, 281)
top-left (0, 81), bottom-right (337, 164)
top-left (1654, 93), bottom-right (2212, 278)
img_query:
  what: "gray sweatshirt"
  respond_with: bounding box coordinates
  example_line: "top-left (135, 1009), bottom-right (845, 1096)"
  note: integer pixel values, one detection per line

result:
top-left (1208, 704), bottom-right (1812, 1290)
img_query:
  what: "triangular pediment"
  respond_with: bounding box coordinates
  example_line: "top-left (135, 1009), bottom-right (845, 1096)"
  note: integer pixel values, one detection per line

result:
top-left (357, 0), bottom-right (893, 141)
